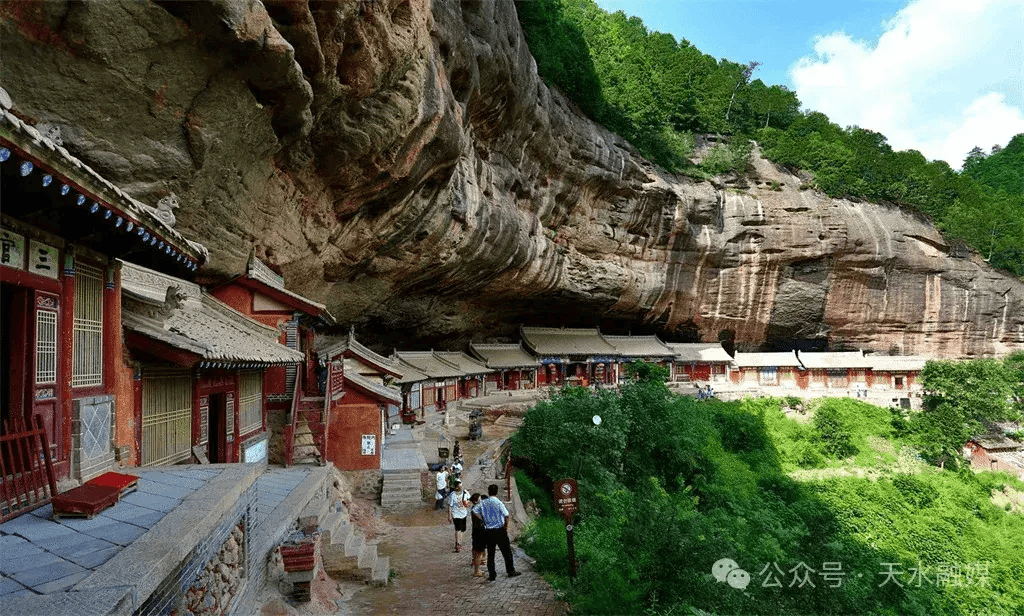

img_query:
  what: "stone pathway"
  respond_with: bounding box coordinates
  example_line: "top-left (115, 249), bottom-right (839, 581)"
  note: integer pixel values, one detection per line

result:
top-left (343, 511), bottom-right (566, 616)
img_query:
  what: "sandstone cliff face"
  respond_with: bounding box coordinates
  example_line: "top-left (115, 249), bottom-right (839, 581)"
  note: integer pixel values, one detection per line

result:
top-left (3, 0), bottom-right (1021, 356)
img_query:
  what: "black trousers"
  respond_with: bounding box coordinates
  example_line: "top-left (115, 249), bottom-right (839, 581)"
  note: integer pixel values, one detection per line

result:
top-left (485, 527), bottom-right (515, 576)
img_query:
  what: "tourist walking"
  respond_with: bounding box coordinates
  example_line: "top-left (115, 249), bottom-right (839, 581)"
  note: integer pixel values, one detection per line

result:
top-left (468, 493), bottom-right (486, 577)
top-left (447, 479), bottom-right (470, 552)
top-left (435, 465), bottom-right (449, 510)
top-left (472, 484), bottom-right (520, 580)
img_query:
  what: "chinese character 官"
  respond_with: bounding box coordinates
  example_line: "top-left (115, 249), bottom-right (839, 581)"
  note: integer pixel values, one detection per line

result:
top-left (759, 562), bottom-right (785, 588)
top-left (878, 562), bottom-right (904, 588)
top-left (788, 562), bottom-right (816, 588)
top-left (1, 238), bottom-right (15, 264)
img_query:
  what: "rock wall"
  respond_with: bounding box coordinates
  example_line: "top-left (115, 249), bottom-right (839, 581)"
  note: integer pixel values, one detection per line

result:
top-left (2, 0), bottom-right (1022, 356)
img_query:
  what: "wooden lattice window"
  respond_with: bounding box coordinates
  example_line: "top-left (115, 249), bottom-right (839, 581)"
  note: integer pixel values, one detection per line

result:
top-left (72, 263), bottom-right (104, 388)
top-left (238, 371), bottom-right (263, 436)
top-left (141, 371), bottom-right (193, 466)
top-left (35, 310), bottom-right (57, 384)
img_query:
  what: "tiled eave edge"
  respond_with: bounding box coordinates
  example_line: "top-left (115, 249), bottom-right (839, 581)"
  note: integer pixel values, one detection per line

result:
top-left (0, 118), bottom-right (207, 269)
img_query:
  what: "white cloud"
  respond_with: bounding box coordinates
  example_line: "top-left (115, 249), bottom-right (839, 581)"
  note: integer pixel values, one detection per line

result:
top-left (790, 0), bottom-right (1024, 168)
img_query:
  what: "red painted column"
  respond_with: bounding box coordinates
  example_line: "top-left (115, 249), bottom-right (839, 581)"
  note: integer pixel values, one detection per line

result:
top-left (102, 263), bottom-right (120, 393)
top-left (56, 252), bottom-right (76, 480)
top-left (133, 366), bottom-right (143, 466)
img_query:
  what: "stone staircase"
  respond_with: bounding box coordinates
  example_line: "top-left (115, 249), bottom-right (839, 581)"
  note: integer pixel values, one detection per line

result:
top-left (380, 468), bottom-right (424, 507)
top-left (379, 425), bottom-right (427, 508)
top-left (295, 494), bottom-right (390, 586)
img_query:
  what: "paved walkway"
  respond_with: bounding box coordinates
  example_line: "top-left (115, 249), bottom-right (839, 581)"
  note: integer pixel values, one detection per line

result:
top-left (0, 467), bottom-right (222, 597)
top-left (344, 513), bottom-right (566, 615)
top-left (1, 463), bottom-right (320, 613)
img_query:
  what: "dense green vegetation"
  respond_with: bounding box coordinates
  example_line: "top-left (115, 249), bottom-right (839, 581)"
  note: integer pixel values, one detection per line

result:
top-left (901, 354), bottom-right (1024, 469)
top-left (511, 366), bottom-right (1024, 615)
top-left (515, 0), bottom-right (1024, 276)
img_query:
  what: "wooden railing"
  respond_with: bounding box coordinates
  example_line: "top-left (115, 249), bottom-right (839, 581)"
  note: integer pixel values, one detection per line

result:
top-left (284, 364), bottom-right (302, 467)
top-left (1, 415), bottom-right (58, 523)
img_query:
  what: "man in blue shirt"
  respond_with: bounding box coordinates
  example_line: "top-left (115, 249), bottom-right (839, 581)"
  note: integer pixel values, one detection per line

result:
top-left (471, 483), bottom-right (521, 580)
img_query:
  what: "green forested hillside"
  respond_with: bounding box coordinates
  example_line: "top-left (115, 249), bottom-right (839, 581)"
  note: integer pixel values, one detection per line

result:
top-left (511, 369), bottom-right (1024, 615)
top-left (515, 0), bottom-right (1024, 277)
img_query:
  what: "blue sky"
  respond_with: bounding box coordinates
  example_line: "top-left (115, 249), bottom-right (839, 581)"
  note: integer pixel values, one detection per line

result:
top-left (593, 0), bottom-right (1024, 168)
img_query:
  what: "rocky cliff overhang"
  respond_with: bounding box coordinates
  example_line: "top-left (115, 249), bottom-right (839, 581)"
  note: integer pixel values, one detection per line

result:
top-left (2, 0), bottom-right (1021, 356)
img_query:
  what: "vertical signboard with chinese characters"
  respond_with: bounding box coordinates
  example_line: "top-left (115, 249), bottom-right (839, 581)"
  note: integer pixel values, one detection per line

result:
top-left (553, 478), bottom-right (579, 578)
top-left (1, 228), bottom-right (26, 269)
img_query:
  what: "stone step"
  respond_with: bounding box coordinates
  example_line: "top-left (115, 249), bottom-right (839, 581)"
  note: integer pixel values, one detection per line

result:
top-left (370, 556), bottom-right (390, 587)
top-left (382, 468), bottom-right (421, 476)
top-left (382, 477), bottom-right (421, 489)
top-left (329, 519), bottom-right (354, 547)
top-left (345, 530), bottom-right (364, 558)
top-left (380, 492), bottom-right (421, 505)
top-left (381, 484), bottom-right (422, 496)
top-left (357, 541), bottom-right (377, 571)
top-left (298, 497), bottom-right (331, 528)
top-left (322, 544), bottom-right (364, 582)
top-left (378, 493), bottom-right (421, 503)
top-left (320, 510), bottom-right (348, 544)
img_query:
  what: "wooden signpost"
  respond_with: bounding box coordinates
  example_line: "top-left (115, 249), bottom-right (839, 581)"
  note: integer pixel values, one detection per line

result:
top-left (553, 478), bottom-right (579, 578)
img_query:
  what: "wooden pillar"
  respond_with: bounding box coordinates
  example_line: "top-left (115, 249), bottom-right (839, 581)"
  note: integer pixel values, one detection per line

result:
top-left (56, 250), bottom-right (75, 479)
top-left (102, 262), bottom-right (120, 393)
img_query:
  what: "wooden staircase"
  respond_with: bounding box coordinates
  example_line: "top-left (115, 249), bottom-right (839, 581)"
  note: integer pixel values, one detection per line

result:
top-left (284, 370), bottom-right (328, 466)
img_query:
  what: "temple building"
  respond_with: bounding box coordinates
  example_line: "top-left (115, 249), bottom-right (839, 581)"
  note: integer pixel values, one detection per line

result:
top-left (468, 342), bottom-right (540, 392)
top-left (2, 94), bottom-right (207, 496)
top-left (666, 343), bottom-right (733, 383)
top-left (318, 330), bottom-right (403, 470)
top-left (520, 326), bottom-right (620, 387)
top-left (603, 335), bottom-right (676, 382)
top-left (120, 261), bottom-right (302, 466)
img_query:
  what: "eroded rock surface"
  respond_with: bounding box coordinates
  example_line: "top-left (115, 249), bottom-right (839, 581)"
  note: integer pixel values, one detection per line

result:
top-left (3, 0), bottom-right (1021, 356)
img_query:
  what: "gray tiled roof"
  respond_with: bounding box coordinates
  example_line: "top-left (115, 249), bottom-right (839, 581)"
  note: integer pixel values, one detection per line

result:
top-left (732, 351), bottom-right (802, 368)
top-left (120, 261), bottom-right (302, 365)
top-left (245, 254), bottom-right (331, 317)
top-left (392, 359), bottom-right (430, 385)
top-left (603, 335), bottom-right (676, 358)
top-left (468, 343), bottom-right (541, 369)
top-left (320, 331), bottom-right (402, 377)
top-left (345, 372), bottom-right (402, 404)
top-left (0, 105), bottom-right (207, 265)
top-left (520, 326), bottom-right (618, 357)
top-left (393, 351), bottom-right (464, 379)
top-left (866, 356), bottom-right (927, 372)
top-left (665, 343), bottom-right (733, 363)
top-left (797, 351), bottom-right (873, 369)
top-left (434, 352), bottom-right (494, 376)
top-left (971, 435), bottom-right (1021, 451)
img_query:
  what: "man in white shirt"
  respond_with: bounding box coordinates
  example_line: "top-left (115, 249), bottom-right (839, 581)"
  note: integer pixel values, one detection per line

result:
top-left (471, 483), bottom-right (521, 580)
top-left (435, 466), bottom-right (449, 510)
top-left (446, 479), bottom-right (470, 552)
